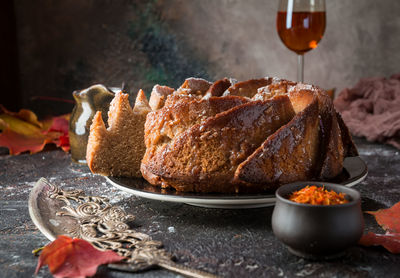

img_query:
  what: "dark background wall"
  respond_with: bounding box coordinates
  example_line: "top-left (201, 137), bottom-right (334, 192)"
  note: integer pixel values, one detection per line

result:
top-left (2, 0), bottom-right (400, 117)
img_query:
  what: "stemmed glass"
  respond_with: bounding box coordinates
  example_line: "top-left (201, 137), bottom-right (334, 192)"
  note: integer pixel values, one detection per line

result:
top-left (277, 0), bottom-right (326, 82)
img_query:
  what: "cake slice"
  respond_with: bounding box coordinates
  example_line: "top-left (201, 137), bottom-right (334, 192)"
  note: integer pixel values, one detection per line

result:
top-left (234, 96), bottom-right (320, 189)
top-left (86, 90), bottom-right (151, 177)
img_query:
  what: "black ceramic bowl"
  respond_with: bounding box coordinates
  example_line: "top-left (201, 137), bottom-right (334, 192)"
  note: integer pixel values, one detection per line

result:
top-left (272, 181), bottom-right (364, 259)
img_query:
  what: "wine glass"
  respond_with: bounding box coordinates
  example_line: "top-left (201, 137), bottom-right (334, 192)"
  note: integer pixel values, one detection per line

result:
top-left (277, 0), bottom-right (326, 82)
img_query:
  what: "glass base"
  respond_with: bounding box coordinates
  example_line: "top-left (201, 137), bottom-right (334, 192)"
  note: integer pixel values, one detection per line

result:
top-left (71, 158), bottom-right (87, 165)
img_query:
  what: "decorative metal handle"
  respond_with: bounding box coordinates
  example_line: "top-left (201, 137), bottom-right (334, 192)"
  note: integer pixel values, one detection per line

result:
top-left (40, 179), bottom-right (219, 278)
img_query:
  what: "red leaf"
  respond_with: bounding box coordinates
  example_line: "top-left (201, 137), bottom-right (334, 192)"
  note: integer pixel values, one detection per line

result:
top-left (359, 232), bottom-right (400, 254)
top-left (359, 201), bottom-right (400, 254)
top-left (46, 115), bottom-right (71, 152)
top-left (0, 108), bottom-right (70, 154)
top-left (48, 115), bottom-right (70, 134)
top-left (35, 235), bottom-right (124, 278)
top-left (366, 202), bottom-right (400, 233)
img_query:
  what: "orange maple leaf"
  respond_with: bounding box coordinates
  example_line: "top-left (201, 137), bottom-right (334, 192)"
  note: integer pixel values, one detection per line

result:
top-left (0, 106), bottom-right (70, 154)
top-left (35, 235), bottom-right (124, 278)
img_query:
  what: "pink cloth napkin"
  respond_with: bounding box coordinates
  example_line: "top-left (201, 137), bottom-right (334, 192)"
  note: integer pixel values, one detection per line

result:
top-left (334, 74), bottom-right (400, 149)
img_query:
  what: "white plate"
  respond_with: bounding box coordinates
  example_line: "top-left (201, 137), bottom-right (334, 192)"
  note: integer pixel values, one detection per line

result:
top-left (106, 156), bottom-right (367, 209)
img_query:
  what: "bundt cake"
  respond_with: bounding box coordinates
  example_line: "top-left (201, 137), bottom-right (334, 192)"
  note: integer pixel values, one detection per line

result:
top-left (85, 77), bottom-right (357, 193)
top-left (141, 77), bottom-right (358, 193)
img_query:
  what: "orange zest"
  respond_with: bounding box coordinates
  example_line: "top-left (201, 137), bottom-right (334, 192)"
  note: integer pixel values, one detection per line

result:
top-left (288, 185), bottom-right (349, 205)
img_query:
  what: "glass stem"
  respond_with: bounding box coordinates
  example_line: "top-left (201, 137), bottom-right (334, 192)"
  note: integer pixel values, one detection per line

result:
top-left (297, 54), bottom-right (304, 82)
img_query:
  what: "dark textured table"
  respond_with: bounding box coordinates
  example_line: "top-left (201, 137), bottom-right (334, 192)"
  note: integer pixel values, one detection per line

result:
top-left (0, 138), bottom-right (399, 278)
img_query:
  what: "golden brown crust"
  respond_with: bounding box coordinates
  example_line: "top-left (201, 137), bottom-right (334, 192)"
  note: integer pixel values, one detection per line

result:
top-left (225, 77), bottom-right (273, 98)
top-left (144, 95), bottom-right (249, 149)
top-left (336, 111), bottom-right (359, 157)
top-left (141, 96), bottom-right (295, 192)
top-left (317, 109), bottom-right (344, 179)
top-left (204, 78), bottom-right (232, 97)
top-left (234, 96), bottom-right (320, 189)
top-left (141, 78), bottom-right (358, 193)
top-left (254, 81), bottom-right (358, 179)
top-left (177, 77), bottom-right (212, 96)
top-left (148, 85), bottom-right (174, 111)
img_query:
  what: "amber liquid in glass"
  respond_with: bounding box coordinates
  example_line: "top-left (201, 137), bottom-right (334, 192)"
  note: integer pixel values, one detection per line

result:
top-left (277, 11), bottom-right (326, 55)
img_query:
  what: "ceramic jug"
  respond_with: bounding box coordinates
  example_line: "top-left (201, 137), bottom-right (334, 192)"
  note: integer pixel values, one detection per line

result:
top-left (69, 84), bottom-right (115, 163)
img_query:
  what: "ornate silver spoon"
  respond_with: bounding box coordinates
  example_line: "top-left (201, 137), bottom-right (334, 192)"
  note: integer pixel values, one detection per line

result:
top-left (28, 178), bottom-right (218, 278)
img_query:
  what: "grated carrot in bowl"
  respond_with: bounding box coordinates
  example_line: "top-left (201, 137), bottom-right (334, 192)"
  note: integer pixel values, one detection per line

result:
top-left (288, 185), bottom-right (349, 205)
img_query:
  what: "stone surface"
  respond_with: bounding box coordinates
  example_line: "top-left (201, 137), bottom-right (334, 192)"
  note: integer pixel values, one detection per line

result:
top-left (0, 138), bottom-right (400, 277)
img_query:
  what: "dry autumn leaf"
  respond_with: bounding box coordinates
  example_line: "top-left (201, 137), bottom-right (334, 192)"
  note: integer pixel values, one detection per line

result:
top-left (0, 106), bottom-right (70, 154)
top-left (35, 235), bottom-right (124, 278)
top-left (359, 201), bottom-right (400, 254)
top-left (45, 114), bottom-right (70, 152)
top-left (366, 202), bottom-right (400, 233)
top-left (359, 232), bottom-right (400, 254)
